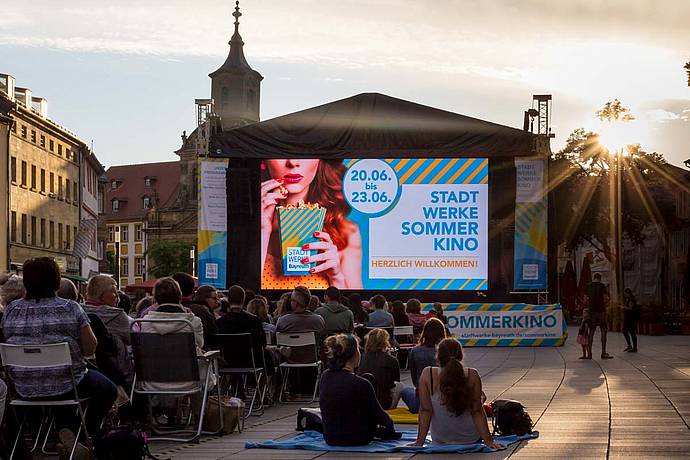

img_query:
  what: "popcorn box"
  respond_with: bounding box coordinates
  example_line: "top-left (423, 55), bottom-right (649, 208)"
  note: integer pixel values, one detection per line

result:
top-left (277, 201), bottom-right (327, 276)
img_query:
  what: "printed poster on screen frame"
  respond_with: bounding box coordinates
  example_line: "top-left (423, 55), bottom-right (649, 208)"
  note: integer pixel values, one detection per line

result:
top-left (198, 158), bottom-right (228, 288)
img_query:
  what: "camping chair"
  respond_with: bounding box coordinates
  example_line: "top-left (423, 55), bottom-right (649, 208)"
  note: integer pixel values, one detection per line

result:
top-left (215, 333), bottom-right (268, 418)
top-left (0, 342), bottom-right (91, 460)
top-left (276, 332), bottom-right (322, 404)
top-left (393, 326), bottom-right (415, 369)
top-left (129, 319), bottom-right (223, 443)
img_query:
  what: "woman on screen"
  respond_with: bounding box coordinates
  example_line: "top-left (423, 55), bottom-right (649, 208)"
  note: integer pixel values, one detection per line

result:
top-left (261, 158), bottom-right (363, 289)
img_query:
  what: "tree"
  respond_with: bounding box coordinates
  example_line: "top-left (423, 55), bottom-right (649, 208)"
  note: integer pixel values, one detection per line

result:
top-left (145, 240), bottom-right (194, 278)
top-left (685, 60), bottom-right (690, 86)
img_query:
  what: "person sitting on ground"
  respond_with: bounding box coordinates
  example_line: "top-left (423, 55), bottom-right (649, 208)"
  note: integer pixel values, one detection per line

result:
top-left (431, 302), bottom-right (447, 324)
top-left (315, 286), bottom-right (354, 334)
top-left (83, 274), bottom-right (132, 346)
top-left (401, 317), bottom-right (446, 413)
top-left (367, 294), bottom-right (394, 328)
top-left (348, 293), bottom-right (369, 326)
top-left (390, 300), bottom-right (410, 327)
top-left (406, 298), bottom-right (430, 335)
top-left (357, 328), bottom-right (404, 410)
top-left (275, 286), bottom-right (326, 363)
top-left (320, 333), bottom-right (400, 446)
top-left (216, 285), bottom-right (270, 370)
top-left (172, 273), bottom-right (218, 350)
top-left (411, 338), bottom-right (503, 448)
top-left (2, 257), bottom-right (117, 444)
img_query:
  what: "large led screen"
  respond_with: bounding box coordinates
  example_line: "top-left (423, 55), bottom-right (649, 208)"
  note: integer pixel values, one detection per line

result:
top-left (260, 158), bottom-right (488, 290)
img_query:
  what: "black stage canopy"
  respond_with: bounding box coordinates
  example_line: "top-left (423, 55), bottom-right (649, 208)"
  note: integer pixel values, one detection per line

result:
top-left (211, 92), bottom-right (535, 159)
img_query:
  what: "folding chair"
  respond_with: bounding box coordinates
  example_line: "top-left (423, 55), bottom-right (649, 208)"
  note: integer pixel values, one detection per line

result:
top-left (393, 326), bottom-right (415, 369)
top-left (276, 332), bottom-right (322, 403)
top-left (215, 333), bottom-right (267, 417)
top-left (0, 342), bottom-right (91, 460)
top-left (130, 318), bottom-right (223, 443)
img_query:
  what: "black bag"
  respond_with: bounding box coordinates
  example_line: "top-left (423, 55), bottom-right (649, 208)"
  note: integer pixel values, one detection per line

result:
top-left (95, 425), bottom-right (161, 460)
top-left (490, 399), bottom-right (533, 436)
top-left (296, 408), bottom-right (323, 433)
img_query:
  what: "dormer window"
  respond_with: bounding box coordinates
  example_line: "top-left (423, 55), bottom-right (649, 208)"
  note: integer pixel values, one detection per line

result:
top-left (111, 180), bottom-right (117, 189)
top-left (112, 199), bottom-right (119, 212)
top-left (145, 178), bottom-right (151, 187)
top-left (143, 196), bottom-right (151, 209)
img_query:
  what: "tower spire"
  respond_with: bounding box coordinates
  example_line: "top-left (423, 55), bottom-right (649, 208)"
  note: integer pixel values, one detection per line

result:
top-left (232, 1), bottom-right (242, 40)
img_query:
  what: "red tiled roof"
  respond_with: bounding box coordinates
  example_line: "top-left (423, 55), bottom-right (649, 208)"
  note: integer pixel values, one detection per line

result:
top-left (104, 161), bottom-right (180, 221)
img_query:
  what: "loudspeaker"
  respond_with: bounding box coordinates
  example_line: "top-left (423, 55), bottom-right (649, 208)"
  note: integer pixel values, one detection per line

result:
top-left (227, 168), bottom-right (253, 216)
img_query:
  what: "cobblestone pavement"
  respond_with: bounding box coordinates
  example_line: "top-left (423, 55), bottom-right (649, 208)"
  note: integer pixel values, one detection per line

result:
top-left (152, 328), bottom-right (690, 459)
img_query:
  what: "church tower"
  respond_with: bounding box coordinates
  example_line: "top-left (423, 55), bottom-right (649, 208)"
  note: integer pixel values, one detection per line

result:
top-left (209, 1), bottom-right (263, 131)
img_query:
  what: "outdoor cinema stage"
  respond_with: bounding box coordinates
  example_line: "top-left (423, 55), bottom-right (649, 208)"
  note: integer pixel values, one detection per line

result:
top-left (207, 92), bottom-right (552, 305)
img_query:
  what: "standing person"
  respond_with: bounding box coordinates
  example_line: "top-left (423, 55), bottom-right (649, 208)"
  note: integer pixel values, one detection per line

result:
top-left (622, 288), bottom-right (639, 353)
top-left (585, 273), bottom-right (613, 359)
top-left (315, 286), bottom-right (354, 334)
top-left (2, 258), bottom-right (117, 445)
top-left (84, 274), bottom-right (132, 346)
top-left (357, 328), bottom-right (403, 410)
top-left (319, 334), bottom-right (400, 446)
top-left (172, 273), bottom-right (218, 350)
top-left (401, 318), bottom-right (446, 413)
top-left (410, 338), bottom-right (504, 449)
top-left (367, 295), bottom-right (394, 328)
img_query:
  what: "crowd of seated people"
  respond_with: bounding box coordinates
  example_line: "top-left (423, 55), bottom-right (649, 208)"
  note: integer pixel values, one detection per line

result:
top-left (0, 259), bottom-right (509, 454)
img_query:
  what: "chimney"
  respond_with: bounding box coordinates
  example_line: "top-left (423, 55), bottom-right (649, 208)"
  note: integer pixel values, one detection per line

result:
top-left (14, 87), bottom-right (32, 107)
top-left (31, 97), bottom-right (48, 118)
top-left (0, 74), bottom-right (15, 101)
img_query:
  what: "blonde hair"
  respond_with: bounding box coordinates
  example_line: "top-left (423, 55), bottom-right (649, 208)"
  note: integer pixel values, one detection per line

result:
top-left (247, 297), bottom-right (269, 322)
top-left (364, 328), bottom-right (391, 353)
top-left (324, 333), bottom-right (359, 367)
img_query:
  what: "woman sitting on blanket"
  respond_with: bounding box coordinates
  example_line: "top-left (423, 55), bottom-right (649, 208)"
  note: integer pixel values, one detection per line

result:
top-left (410, 338), bottom-right (504, 449)
top-left (319, 333), bottom-right (401, 446)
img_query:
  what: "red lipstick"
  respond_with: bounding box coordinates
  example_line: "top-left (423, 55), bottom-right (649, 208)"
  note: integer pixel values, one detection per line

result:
top-left (283, 174), bottom-right (303, 184)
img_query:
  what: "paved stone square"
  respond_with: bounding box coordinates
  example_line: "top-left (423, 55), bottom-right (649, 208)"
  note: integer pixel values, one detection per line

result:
top-left (152, 328), bottom-right (690, 459)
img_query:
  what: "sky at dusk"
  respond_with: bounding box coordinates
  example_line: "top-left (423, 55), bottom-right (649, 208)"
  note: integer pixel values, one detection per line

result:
top-left (1, 0), bottom-right (689, 167)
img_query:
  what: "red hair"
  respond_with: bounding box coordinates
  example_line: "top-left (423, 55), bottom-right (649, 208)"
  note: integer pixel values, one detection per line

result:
top-left (306, 160), bottom-right (350, 250)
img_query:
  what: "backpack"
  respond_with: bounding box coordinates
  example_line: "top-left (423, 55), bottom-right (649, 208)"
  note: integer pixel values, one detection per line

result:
top-left (490, 399), bottom-right (533, 436)
top-left (296, 408), bottom-right (323, 433)
top-left (95, 425), bottom-right (161, 460)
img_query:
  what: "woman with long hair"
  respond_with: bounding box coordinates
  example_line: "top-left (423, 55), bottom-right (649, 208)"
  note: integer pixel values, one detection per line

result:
top-left (348, 292), bottom-right (369, 325)
top-left (357, 328), bottom-right (403, 409)
top-left (400, 317), bottom-right (445, 413)
top-left (390, 300), bottom-right (410, 327)
top-left (261, 159), bottom-right (363, 289)
top-left (320, 334), bottom-right (399, 446)
top-left (410, 338), bottom-right (504, 448)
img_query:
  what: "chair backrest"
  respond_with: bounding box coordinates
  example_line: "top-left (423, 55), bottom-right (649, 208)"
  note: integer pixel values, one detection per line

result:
top-left (265, 331), bottom-right (273, 345)
top-left (394, 326), bottom-right (414, 337)
top-left (276, 332), bottom-right (316, 348)
top-left (0, 342), bottom-right (72, 368)
top-left (215, 333), bottom-right (259, 369)
top-left (130, 318), bottom-right (200, 383)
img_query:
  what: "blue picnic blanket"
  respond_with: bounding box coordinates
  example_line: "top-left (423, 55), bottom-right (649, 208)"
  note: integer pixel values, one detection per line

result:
top-left (245, 429), bottom-right (539, 453)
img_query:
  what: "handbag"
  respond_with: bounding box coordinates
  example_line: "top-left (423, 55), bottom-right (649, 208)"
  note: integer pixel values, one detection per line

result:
top-left (202, 396), bottom-right (244, 434)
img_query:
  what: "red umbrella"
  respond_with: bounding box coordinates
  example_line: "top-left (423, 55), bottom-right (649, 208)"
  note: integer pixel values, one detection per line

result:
top-left (561, 260), bottom-right (577, 314)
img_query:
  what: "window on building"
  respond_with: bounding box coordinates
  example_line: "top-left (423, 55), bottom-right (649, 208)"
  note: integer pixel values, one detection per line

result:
top-left (121, 257), bottom-right (129, 276)
top-left (58, 144), bottom-right (63, 156)
top-left (111, 180), bottom-right (118, 190)
top-left (10, 211), bottom-right (16, 242)
top-left (31, 216), bottom-right (36, 246)
top-left (143, 196), bottom-right (150, 209)
top-left (40, 218), bottom-right (46, 247)
top-left (20, 125), bottom-right (27, 138)
top-left (144, 177), bottom-right (151, 187)
top-left (66, 225), bottom-right (71, 249)
top-left (10, 157), bottom-right (16, 183)
top-left (30, 130), bottom-right (36, 143)
top-left (49, 221), bottom-right (54, 248)
top-left (50, 172), bottom-right (55, 194)
top-left (49, 139), bottom-right (54, 152)
top-left (73, 182), bottom-right (78, 204)
top-left (112, 200), bottom-right (119, 212)
top-left (30, 164), bottom-right (36, 189)
top-left (135, 224), bottom-right (143, 241)
top-left (40, 169), bottom-right (45, 193)
top-left (121, 225), bottom-right (129, 242)
top-left (21, 213), bottom-right (27, 244)
top-left (98, 190), bottom-right (104, 213)
top-left (21, 161), bottom-right (27, 186)
top-left (108, 226), bottom-right (115, 242)
top-left (58, 176), bottom-right (63, 199)
top-left (135, 257), bottom-right (145, 276)
top-left (40, 135), bottom-right (45, 148)
top-left (58, 223), bottom-right (63, 250)
top-left (66, 179), bottom-right (71, 201)
top-left (65, 148), bottom-right (71, 160)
